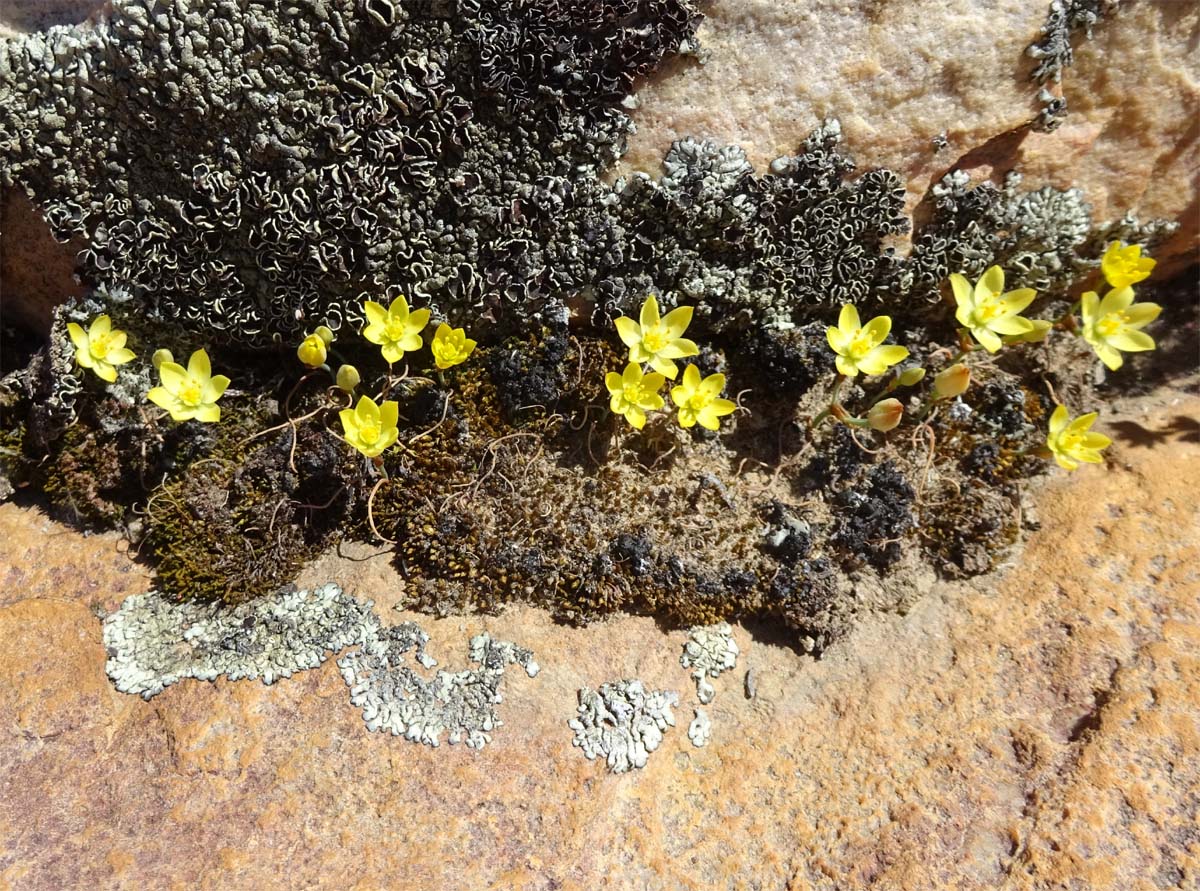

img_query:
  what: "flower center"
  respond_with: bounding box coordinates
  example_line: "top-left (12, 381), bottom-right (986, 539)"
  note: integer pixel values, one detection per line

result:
top-left (641, 325), bottom-right (669, 353)
top-left (976, 299), bottom-right (1002, 322)
top-left (384, 318), bottom-right (406, 340)
top-left (847, 330), bottom-right (874, 358)
top-left (89, 332), bottom-right (113, 359)
top-left (178, 380), bottom-right (203, 407)
top-left (1097, 312), bottom-right (1128, 337)
top-left (359, 420), bottom-right (380, 443)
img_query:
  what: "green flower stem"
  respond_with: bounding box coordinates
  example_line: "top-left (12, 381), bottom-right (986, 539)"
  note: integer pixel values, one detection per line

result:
top-left (810, 374), bottom-right (846, 429)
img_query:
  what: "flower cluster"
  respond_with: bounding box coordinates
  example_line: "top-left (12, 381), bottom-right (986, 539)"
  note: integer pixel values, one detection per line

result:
top-left (1080, 242), bottom-right (1161, 372)
top-left (66, 314), bottom-right (231, 424)
top-left (607, 296), bottom-right (735, 431)
top-left (813, 241), bottom-right (1162, 472)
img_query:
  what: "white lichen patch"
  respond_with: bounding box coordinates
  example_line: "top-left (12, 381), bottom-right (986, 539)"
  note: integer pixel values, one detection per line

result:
top-left (687, 708), bottom-right (711, 748)
top-left (103, 583), bottom-right (379, 699)
top-left (680, 622), bottom-right (739, 704)
top-left (103, 585), bottom-right (537, 750)
top-left (339, 628), bottom-right (540, 749)
top-left (569, 679), bottom-right (679, 773)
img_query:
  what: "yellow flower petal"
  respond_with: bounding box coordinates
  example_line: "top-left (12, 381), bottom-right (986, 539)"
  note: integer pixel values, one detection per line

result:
top-left (1095, 344), bottom-right (1123, 371)
top-left (948, 274), bottom-right (974, 312)
top-left (997, 288), bottom-right (1036, 316)
top-left (1098, 286), bottom-right (1134, 317)
top-left (407, 307), bottom-right (430, 334)
top-left (837, 304), bottom-right (860, 334)
top-left (662, 305), bottom-right (693, 339)
top-left (640, 295), bottom-right (661, 329)
top-left (614, 316), bottom-right (641, 348)
top-left (388, 295), bottom-right (411, 322)
top-left (1049, 405), bottom-right (1069, 435)
top-left (972, 327), bottom-right (1003, 353)
top-left (1080, 291), bottom-right (1099, 326)
top-left (1107, 330), bottom-right (1154, 352)
top-left (380, 399), bottom-right (399, 431)
top-left (649, 356), bottom-right (679, 379)
top-left (363, 300), bottom-right (387, 326)
top-left (655, 338), bottom-right (698, 360)
top-left (988, 315), bottom-right (1034, 336)
top-left (89, 314), bottom-right (112, 338)
top-left (147, 387), bottom-right (173, 411)
top-left (67, 322), bottom-right (88, 351)
top-left (977, 265), bottom-right (1004, 300)
top-left (202, 374), bottom-right (231, 403)
top-left (158, 361), bottom-right (188, 393)
top-left (188, 349), bottom-right (211, 381)
top-left (194, 403), bottom-right (221, 423)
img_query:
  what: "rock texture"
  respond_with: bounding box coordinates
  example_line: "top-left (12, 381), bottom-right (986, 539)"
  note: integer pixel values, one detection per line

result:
top-left (621, 0), bottom-right (1199, 272)
top-left (1, 390), bottom-right (1197, 890)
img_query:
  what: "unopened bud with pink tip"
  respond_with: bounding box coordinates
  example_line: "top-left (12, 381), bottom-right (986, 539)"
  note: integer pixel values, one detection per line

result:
top-left (868, 398), bottom-right (904, 432)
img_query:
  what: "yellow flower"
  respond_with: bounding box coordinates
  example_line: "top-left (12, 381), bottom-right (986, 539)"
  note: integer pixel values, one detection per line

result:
top-left (430, 323), bottom-right (477, 370)
top-left (147, 349), bottom-right (230, 423)
top-left (362, 295), bottom-right (430, 363)
top-left (339, 394), bottom-right (399, 458)
top-left (949, 266), bottom-right (1037, 353)
top-left (66, 315), bottom-right (136, 383)
top-left (825, 304), bottom-right (909, 377)
top-left (151, 348), bottom-right (174, 370)
top-left (1046, 405), bottom-right (1111, 471)
top-left (297, 333), bottom-right (328, 368)
top-left (605, 362), bottom-right (665, 430)
top-left (669, 364), bottom-right (736, 430)
top-left (613, 295), bottom-right (699, 379)
top-left (1080, 286), bottom-right (1161, 371)
top-left (1100, 241), bottom-right (1155, 290)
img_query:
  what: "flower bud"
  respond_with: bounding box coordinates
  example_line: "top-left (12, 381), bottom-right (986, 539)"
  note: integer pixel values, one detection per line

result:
top-left (934, 363), bottom-right (971, 399)
top-left (335, 364), bottom-right (361, 393)
top-left (898, 367), bottom-right (926, 387)
top-left (314, 325), bottom-right (335, 346)
top-left (151, 348), bottom-right (174, 370)
top-left (867, 398), bottom-right (904, 432)
top-left (297, 333), bottom-right (328, 368)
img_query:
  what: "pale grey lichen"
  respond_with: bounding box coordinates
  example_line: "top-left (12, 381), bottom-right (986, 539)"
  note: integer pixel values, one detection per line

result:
top-left (680, 622), bottom-right (739, 705)
top-left (103, 583), bottom-right (537, 750)
top-left (569, 679), bottom-right (679, 773)
top-left (1028, 0), bottom-right (1120, 84)
top-left (339, 627), bottom-right (539, 749)
top-left (1027, 1), bottom-right (1120, 129)
top-left (103, 583), bottom-right (377, 699)
top-left (687, 708), bottom-right (711, 748)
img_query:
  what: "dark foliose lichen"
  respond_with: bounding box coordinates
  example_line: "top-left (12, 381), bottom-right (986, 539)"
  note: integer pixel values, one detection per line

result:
top-left (0, 0), bottom-right (1184, 649)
